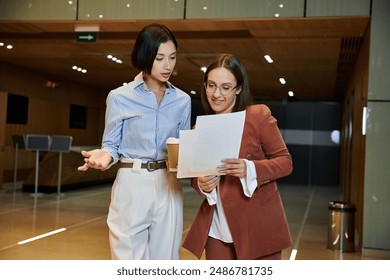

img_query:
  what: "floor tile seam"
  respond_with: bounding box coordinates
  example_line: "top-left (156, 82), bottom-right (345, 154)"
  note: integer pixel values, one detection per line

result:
top-left (289, 185), bottom-right (316, 260)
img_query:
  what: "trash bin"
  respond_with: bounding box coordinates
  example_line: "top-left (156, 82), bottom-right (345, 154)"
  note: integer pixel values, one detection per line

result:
top-left (327, 201), bottom-right (356, 252)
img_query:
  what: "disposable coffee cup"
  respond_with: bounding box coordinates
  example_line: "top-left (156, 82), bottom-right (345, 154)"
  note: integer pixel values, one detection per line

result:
top-left (166, 137), bottom-right (179, 172)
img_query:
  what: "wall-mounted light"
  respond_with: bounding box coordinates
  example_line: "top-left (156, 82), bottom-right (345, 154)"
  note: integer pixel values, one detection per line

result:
top-left (331, 130), bottom-right (340, 144)
top-left (74, 25), bottom-right (99, 32)
top-left (279, 78), bottom-right (286, 84)
top-left (362, 106), bottom-right (367, 135)
top-left (46, 81), bottom-right (59, 89)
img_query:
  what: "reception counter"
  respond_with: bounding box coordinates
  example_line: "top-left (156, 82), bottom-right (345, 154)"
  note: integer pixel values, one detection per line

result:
top-left (23, 146), bottom-right (119, 193)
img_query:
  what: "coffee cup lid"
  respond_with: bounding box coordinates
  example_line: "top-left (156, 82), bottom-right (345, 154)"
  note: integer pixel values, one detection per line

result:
top-left (166, 137), bottom-right (179, 144)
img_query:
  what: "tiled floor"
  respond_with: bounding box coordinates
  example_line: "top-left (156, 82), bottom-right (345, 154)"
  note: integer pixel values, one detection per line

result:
top-left (0, 179), bottom-right (380, 260)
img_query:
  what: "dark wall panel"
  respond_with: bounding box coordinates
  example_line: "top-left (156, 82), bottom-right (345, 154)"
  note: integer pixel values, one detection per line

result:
top-left (261, 100), bottom-right (341, 186)
top-left (279, 144), bottom-right (310, 185)
top-left (311, 146), bottom-right (340, 186)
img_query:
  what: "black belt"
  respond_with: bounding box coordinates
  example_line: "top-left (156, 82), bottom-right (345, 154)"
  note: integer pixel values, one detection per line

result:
top-left (119, 161), bottom-right (167, 172)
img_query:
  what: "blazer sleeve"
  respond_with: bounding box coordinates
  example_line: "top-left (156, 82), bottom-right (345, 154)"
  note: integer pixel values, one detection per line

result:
top-left (247, 105), bottom-right (293, 186)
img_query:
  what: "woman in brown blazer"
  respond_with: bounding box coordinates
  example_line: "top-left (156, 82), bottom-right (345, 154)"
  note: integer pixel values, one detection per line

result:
top-left (182, 53), bottom-right (293, 260)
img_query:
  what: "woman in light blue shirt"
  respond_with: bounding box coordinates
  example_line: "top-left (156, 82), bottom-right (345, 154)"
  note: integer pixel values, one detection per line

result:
top-left (78, 23), bottom-right (191, 260)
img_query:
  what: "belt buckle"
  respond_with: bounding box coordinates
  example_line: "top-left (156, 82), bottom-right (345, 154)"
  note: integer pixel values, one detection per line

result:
top-left (146, 160), bottom-right (158, 172)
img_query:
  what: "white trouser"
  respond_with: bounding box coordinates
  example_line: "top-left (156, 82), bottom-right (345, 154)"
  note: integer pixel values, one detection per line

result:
top-left (107, 167), bottom-right (183, 260)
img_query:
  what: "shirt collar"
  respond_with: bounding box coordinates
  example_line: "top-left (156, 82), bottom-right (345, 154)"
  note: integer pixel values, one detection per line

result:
top-left (134, 72), bottom-right (174, 93)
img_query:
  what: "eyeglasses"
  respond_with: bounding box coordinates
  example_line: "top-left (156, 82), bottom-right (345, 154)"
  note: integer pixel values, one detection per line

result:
top-left (204, 81), bottom-right (238, 96)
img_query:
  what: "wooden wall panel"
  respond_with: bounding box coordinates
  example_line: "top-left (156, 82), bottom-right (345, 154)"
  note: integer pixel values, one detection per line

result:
top-left (340, 24), bottom-right (370, 251)
top-left (0, 63), bottom-right (107, 182)
top-left (0, 91), bottom-right (7, 188)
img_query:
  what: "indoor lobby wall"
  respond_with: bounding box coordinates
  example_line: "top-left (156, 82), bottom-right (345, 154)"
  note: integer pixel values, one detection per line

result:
top-left (260, 100), bottom-right (341, 187)
top-left (363, 0), bottom-right (390, 258)
top-left (0, 92), bottom-right (6, 188)
top-left (0, 63), bottom-right (106, 183)
top-left (340, 20), bottom-right (370, 254)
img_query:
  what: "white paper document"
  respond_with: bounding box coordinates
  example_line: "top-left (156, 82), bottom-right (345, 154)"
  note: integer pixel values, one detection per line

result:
top-left (177, 110), bottom-right (246, 178)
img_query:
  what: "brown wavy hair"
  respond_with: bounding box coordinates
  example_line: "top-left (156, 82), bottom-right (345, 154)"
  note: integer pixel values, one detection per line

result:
top-left (201, 53), bottom-right (253, 114)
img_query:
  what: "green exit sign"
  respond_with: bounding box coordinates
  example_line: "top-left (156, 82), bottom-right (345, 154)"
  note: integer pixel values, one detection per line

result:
top-left (76, 32), bottom-right (97, 43)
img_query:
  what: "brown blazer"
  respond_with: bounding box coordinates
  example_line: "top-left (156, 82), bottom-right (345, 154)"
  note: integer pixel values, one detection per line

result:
top-left (182, 104), bottom-right (293, 259)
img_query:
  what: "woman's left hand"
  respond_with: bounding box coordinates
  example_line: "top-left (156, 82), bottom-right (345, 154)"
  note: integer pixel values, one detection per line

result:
top-left (218, 158), bottom-right (247, 178)
top-left (198, 175), bottom-right (220, 193)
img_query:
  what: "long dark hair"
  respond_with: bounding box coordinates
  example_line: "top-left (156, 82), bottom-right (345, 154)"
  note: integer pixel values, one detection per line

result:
top-left (201, 53), bottom-right (252, 114)
top-left (131, 23), bottom-right (178, 74)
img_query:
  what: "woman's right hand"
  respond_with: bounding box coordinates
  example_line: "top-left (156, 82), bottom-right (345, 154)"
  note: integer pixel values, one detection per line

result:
top-left (198, 175), bottom-right (220, 193)
top-left (77, 149), bottom-right (112, 171)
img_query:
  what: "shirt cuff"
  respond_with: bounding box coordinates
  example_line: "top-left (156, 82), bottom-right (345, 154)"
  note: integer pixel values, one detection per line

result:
top-left (240, 159), bottom-right (258, 197)
top-left (197, 180), bottom-right (218, 205)
top-left (101, 148), bottom-right (117, 170)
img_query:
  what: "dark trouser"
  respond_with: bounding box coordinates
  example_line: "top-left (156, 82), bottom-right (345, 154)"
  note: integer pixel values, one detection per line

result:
top-left (205, 237), bottom-right (282, 260)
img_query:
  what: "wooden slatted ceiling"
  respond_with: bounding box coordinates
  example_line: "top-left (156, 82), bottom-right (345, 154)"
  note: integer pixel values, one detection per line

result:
top-left (0, 17), bottom-right (370, 101)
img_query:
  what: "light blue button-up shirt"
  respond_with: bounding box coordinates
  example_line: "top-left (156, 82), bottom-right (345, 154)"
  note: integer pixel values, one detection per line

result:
top-left (101, 73), bottom-right (191, 165)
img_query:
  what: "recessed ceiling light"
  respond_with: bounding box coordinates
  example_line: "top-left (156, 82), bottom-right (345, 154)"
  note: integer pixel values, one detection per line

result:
top-left (107, 55), bottom-right (123, 64)
top-left (264, 55), bottom-right (273, 63)
top-left (72, 65), bottom-right (87, 74)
